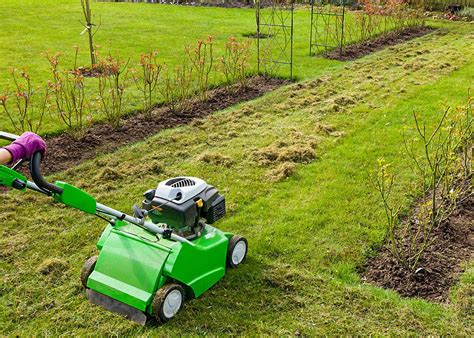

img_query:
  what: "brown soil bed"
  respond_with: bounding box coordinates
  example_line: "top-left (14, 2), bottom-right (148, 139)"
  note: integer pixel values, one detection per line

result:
top-left (75, 66), bottom-right (114, 78)
top-left (363, 189), bottom-right (473, 302)
top-left (38, 76), bottom-right (284, 175)
top-left (327, 26), bottom-right (435, 61)
top-left (98, 1), bottom-right (254, 9)
top-left (242, 32), bottom-right (273, 39)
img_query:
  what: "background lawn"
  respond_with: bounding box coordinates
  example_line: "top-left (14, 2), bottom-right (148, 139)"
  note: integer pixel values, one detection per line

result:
top-left (0, 0), bottom-right (345, 134)
top-left (0, 11), bottom-right (472, 334)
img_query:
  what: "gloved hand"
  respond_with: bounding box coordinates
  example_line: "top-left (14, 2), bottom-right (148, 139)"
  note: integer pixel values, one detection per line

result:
top-left (3, 132), bottom-right (46, 163)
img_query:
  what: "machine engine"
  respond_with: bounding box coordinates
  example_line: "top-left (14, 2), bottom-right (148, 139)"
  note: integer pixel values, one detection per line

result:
top-left (142, 177), bottom-right (226, 231)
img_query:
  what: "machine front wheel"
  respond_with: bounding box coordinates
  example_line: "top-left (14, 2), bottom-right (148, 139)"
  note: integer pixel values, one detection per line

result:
top-left (227, 235), bottom-right (248, 268)
top-left (152, 284), bottom-right (185, 323)
top-left (80, 255), bottom-right (98, 289)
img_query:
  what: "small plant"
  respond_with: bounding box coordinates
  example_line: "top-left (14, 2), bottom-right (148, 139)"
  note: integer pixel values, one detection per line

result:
top-left (185, 36), bottom-right (214, 100)
top-left (46, 51), bottom-right (90, 139)
top-left (80, 0), bottom-right (100, 68)
top-left (344, 0), bottom-right (425, 47)
top-left (175, 62), bottom-right (194, 111)
top-left (218, 37), bottom-right (252, 89)
top-left (132, 51), bottom-right (163, 118)
top-left (374, 160), bottom-right (404, 264)
top-left (374, 157), bottom-right (441, 272)
top-left (405, 109), bottom-right (459, 226)
top-left (161, 62), bottom-right (193, 113)
top-left (374, 99), bottom-right (473, 272)
top-left (96, 56), bottom-right (129, 129)
top-left (453, 94), bottom-right (473, 178)
top-left (0, 69), bottom-right (48, 134)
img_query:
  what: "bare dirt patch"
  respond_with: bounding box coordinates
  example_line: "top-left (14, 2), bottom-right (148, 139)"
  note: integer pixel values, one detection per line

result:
top-left (327, 26), bottom-right (435, 61)
top-left (38, 76), bottom-right (285, 175)
top-left (75, 66), bottom-right (114, 78)
top-left (363, 189), bottom-right (473, 302)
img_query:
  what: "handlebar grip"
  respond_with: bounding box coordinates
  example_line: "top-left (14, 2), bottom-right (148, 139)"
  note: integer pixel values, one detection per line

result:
top-left (0, 132), bottom-right (19, 142)
top-left (30, 152), bottom-right (63, 195)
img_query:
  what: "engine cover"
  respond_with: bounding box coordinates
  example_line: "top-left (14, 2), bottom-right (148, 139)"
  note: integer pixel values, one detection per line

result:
top-left (154, 177), bottom-right (208, 204)
top-left (142, 177), bottom-right (226, 230)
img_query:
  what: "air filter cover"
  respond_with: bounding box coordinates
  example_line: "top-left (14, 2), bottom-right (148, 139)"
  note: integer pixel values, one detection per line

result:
top-left (154, 177), bottom-right (207, 204)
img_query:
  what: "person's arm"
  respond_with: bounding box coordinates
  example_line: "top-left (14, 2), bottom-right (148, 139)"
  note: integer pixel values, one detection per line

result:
top-left (0, 132), bottom-right (46, 166)
top-left (0, 149), bottom-right (12, 165)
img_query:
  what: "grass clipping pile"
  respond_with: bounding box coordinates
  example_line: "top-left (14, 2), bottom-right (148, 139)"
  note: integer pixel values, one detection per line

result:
top-left (252, 131), bottom-right (319, 182)
top-left (327, 26), bottom-right (434, 61)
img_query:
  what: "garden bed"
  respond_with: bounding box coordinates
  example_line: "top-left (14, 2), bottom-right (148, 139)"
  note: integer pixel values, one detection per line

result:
top-left (97, 0), bottom-right (254, 8)
top-left (327, 26), bottom-right (435, 61)
top-left (363, 183), bottom-right (473, 302)
top-left (40, 76), bottom-right (285, 174)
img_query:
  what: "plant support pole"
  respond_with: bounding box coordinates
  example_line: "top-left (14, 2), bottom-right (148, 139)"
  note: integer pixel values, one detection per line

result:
top-left (256, 0), bottom-right (261, 75)
top-left (340, 0), bottom-right (345, 56)
top-left (290, 0), bottom-right (294, 80)
top-left (309, 0), bottom-right (314, 56)
top-left (81, 0), bottom-right (96, 67)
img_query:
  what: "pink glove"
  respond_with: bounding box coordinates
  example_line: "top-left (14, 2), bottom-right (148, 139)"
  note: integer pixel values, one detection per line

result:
top-left (3, 132), bottom-right (46, 163)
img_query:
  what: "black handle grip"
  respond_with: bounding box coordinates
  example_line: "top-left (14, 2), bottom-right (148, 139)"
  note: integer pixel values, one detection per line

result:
top-left (0, 131), bottom-right (19, 142)
top-left (30, 152), bottom-right (63, 195)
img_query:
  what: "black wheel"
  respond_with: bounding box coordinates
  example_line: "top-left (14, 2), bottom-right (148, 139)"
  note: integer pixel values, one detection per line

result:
top-left (227, 235), bottom-right (248, 268)
top-left (80, 255), bottom-right (98, 289)
top-left (152, 284), bottom-right (185, 323)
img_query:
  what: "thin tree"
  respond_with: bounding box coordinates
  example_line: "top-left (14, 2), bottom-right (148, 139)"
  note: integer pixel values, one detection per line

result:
top-left (80, 0), bottom-right (100, 67)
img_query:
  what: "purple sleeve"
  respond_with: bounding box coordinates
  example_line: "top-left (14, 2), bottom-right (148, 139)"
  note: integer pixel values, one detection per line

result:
top-left (2, 132), bottom-right (46, 163)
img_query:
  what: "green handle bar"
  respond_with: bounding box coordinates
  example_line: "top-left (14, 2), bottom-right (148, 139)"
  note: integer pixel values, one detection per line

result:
top-left (0, 131), bottom-right (192, 244)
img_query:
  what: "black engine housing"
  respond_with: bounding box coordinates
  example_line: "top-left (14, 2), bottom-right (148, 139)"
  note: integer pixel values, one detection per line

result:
top-left (142, 185), bottom-right (226, 229)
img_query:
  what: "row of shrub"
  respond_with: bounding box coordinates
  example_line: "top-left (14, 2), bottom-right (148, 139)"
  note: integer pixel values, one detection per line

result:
top-left (315, 0), bottom-right (426, 49)
top-left (346, 0), bottom-right (426, 44)
top-left (0, 36), bottom-right (252, 139)
top-left (374, 95), bottom-right (472, 272)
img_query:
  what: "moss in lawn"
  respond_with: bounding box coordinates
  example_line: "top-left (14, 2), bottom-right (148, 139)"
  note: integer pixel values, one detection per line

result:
top-left (37, 258), bottom-right (68, 277)
top-left (334, 95), bottom-right (356, 107)
top-left (94, 167), bottom-right (123, 182)
top-left (262, 263), bottom-right (309, 293)
top-left (315, 123), bottom-right (346, 138)
top-left (266, 162), bottom-right (296, 182)
top-left (252, 132), bottom-right (319, 167)
top-left (196, 151), bottom-right (234, 167)
top-left (0, 234), bottom-right (29, 262)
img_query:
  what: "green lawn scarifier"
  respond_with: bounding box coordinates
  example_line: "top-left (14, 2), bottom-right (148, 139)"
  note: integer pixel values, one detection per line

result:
top-left (0, 131), bottom-right (248, 325)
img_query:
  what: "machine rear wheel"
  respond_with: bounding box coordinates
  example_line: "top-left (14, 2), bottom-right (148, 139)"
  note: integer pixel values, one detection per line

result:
top-left (81, 255), bottom-right (98, 289)
top-left (152, 284), bottom-right (185, 323)
top-left (227, 235), bottom-right (248, 268)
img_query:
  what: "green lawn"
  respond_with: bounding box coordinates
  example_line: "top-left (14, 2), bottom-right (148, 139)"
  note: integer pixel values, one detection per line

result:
top-left (0, 14), bottom-right (473, 334)
top-left (0, 0), bottom-right (345, 134)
